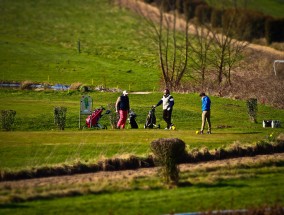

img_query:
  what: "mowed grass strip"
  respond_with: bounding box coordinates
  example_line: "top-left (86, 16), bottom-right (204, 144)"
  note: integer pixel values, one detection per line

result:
top-left (0, 130), bottom-right (270, 170)
top-left (0, 90), bottom-right (283, 170)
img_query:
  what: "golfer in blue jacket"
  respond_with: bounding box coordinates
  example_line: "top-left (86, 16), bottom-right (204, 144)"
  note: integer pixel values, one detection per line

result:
top-left (199, 92), bottom-right (211, 134)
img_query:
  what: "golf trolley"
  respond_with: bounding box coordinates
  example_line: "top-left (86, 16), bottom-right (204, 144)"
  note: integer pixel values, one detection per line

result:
top-left (85, 106), bottom-right (110, 129)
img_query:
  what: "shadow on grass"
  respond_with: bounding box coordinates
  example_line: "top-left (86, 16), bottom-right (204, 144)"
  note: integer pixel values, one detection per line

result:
top-left (194, 182), bottom-right (247, 188)
top-left (178, 181), bottom-right (247, 188)
top-left (217, 131), bottom-right (263, 134)
top-left (0, 203), bottom-right (29, 209)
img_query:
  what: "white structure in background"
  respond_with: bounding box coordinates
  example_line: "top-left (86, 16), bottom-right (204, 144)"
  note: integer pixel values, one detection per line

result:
top-left (273, 60), bottom-right (284, 76)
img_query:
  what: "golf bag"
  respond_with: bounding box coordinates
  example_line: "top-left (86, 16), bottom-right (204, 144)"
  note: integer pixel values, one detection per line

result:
top-left (129, 110), bottom-right (138, 129)
top-left (86, 107), bottom-right (110, 129)
top-left (263, 120), bottom-right (281, 128)
top-left (144, 106), bottom-right (160, 129)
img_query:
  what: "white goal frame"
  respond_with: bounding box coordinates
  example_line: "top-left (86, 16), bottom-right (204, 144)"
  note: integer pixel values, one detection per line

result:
top-left (273, 60), bottom-right (284, 76)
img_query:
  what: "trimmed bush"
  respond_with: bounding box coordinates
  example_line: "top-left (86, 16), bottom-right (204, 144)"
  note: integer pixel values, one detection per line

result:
top-left (1, 110), bottom-right (16, 131)
top-left (54, 107), bottom-right (67, 130)
top-left (150, 138), bottom-right (186, 185)
top-left (246, 98), bottom-right (258, 123)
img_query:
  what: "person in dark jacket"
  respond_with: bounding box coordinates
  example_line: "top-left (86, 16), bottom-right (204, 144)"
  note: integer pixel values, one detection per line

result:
top-left (154, 89), bottom-right (174, 130)
top-left (199, 92), bottom-right (211, 134)
top-left (116, 90), bottom-right (130, 129)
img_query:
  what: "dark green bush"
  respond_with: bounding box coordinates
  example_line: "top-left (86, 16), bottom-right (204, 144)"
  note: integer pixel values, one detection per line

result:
top-left (150, 138), bottom-right (186, 185)
top-left (246, 98), bottom-right (258, 123)
top-left (54, 107), bottom-right (67, 130)
top-left (223, 9), bottom-right (268, 41)
top-left (1, 110), bottom-right (16, 131)
top-left (211, 8), bottom-right (223, 28)
top-left (143, 0), bottom-right (155, 3)
top-left (195, 4), bottom-right (212, 24)
top-left (155, 0), bottom-right (176, 12)
top-left (265, 18), bottom-right (284, 44)
top-left (183, 0), bottom-right (207, 20)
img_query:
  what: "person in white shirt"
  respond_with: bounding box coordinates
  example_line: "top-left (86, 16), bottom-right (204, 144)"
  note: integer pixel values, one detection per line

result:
top-left (154, 89), bottom-right (174, 130)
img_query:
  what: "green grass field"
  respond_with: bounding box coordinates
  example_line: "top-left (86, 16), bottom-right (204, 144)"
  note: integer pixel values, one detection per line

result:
top-left (0, 0), bottom-right (159, 91)
top-left (206, 0), bottom-right (284, 18)
top-left (1, 0), bottom-right (284, 214)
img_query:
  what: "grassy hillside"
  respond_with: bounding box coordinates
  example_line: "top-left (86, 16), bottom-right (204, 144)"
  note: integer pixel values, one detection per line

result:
top-left (0, 0), bottom-right (159, 91)
top-left (0, 0), bottom-right (284, 214)
top-left (206, 0), bottom-right (284, 18)
top-left (1, 0), bottom-right (283, 92)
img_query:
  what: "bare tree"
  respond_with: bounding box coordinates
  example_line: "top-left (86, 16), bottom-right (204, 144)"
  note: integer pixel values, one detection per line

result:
top-left (132, 0), bottom-right (191, 91)
top-left (187, 22), bottom-right (213, 87)
top-left (195, 11), bottom-right (248, 89)
top-left (120, 0), bottom-right (247, 92)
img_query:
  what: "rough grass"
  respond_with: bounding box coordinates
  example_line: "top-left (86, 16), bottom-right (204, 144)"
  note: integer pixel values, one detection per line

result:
top-left (1, 138), bottom-right (283, 181)
top-left (0, 154), bottom-right (283, 214)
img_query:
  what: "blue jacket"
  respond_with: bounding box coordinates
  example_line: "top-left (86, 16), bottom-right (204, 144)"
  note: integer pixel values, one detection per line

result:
top-left (201, 96), bottom-right (211, 111)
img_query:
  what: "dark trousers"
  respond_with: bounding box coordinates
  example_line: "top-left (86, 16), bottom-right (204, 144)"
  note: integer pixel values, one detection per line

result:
top-left (163, 109), bottom-right (172, 129)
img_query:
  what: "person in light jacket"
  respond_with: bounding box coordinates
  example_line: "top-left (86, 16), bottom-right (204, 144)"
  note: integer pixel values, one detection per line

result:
top-left (154, 89), bottom-right (174, 130)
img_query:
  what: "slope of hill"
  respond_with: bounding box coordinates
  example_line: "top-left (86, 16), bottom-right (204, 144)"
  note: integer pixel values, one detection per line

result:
top-left (0, 0), bottom-right (159, 91)
top-left (119, 0), bottom-right (284, 108)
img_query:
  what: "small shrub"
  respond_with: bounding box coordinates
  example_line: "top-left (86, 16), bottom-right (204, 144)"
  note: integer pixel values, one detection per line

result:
top-left (54, 107), bottom-right (67, 130)
top-left (150, 138), bottom-right (186, 185)
top-left (79, 85), bottom-right (91, 93)
top-left (107, 103), bottom-right (118, 129)
top-left (246, 98), bottom-right (258, 123)
top-left (20, 80), bottom-right (33, 90)
top-left (69, 82), bottom-right (82, 91)
top-left (1, 110), bottom-right (16, 131)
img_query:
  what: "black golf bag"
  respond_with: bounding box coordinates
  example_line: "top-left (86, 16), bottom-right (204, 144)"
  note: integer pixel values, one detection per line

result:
top-left (129, 110), bottom-right (138, 129)
top-left (144, 106), bottom-right (160, 129)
